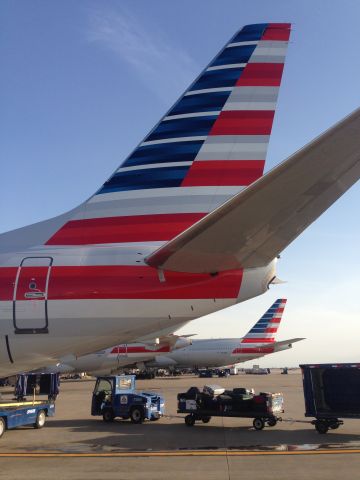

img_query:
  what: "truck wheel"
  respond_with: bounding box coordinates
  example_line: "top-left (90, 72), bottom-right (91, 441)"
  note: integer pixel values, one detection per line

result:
top-left (315, 421), bottom-right (329, 434)
top-left (201, 416), bottom-right (211, 423)
top-left (0, 418), bottom-right (5, 438)
top-left (130, 407), bottom-right (144, 424)
top-left (102, 408), bottom-right (115, 422)
top-left (253, 417), bottom-right (265, 430)
top-left (185, 415), bottom-right (195, 427)
top-left (34, 410), bottom-right (46, 429)
top-left (267, 417), bottom-right (277, 427)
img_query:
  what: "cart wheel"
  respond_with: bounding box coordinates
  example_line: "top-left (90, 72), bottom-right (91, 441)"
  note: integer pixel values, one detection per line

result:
top-left (130, 407), bottom-right (144, 424)
top-left (201, 416), bottom-right (211, 424)
top-left (0, 418), bottom-right (5, 438)
top-left (34, 410), bottom-right (46, 429)
top-left (102, 408), bottom-right (115, 422)
top-left (267, 417), bottom-right (277, 427)
top-left (329, 418), bottom-right (340, 430)
top-left (185, 415), bottom-right (195, 427)
top-left (253, 417), bottom-right (265, 430)
top-left (315, 421), bottom-right (329, 434)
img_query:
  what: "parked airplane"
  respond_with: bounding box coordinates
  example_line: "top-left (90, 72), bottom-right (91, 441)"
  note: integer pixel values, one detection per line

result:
top-left (43, 299), bottom-right (303, 375)
top-left (1, 23), bottom-right (360, 376)
top-left (146, 299), bottom-right (304, 369)
top-left (42, 334), bottom-right (194, 376)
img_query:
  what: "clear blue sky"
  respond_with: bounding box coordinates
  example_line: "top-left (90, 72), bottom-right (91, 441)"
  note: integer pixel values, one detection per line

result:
top-left (1, 0), bottom-right (360, 366)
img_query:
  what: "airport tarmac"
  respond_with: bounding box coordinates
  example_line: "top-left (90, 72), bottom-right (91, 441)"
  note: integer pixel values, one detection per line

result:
top-left (1, 371), bottom-right (359, 479)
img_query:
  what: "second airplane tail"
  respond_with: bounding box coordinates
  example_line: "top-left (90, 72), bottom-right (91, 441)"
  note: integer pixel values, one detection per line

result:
top-left (241, 298), bottom-right (287, 344)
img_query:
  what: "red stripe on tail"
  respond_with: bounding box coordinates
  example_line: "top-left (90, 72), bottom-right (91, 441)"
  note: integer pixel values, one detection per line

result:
top-left (262, 23), bottom-right (291, 41)
top-left (209, 111), bottom-right (275, 136)
top-left (45, 213), bottom-right (206, 245)
top-left (241, 338), bottom-right (275, 343)
top-left (182, 160), bottom-right (265, 187)
top-left (236, 64), bottom-right (284, 87)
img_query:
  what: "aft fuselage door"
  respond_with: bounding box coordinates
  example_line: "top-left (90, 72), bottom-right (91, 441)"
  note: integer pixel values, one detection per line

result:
top-left (13, 257), bottom-right (53, 334)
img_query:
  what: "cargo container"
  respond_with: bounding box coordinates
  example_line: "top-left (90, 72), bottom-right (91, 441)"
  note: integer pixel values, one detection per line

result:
top-left (300, 363), bottom-right (360, 433)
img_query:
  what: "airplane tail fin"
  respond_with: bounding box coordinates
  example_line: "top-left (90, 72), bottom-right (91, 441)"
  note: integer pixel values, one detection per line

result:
top-left (241, 298), bottom-right (287, 344)
top-left (45, 23), bottom-right (291, 246)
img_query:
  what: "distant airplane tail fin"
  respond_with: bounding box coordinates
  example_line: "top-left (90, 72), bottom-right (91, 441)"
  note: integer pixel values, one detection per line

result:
top-left (45, 23), bottom-right (291, 246)
top-left (241, 298), bottom-right (287, 344)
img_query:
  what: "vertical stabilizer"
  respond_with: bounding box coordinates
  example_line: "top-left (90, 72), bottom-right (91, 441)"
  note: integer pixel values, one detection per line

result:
top-left (46, 23), bottom-right (291, 246)
top-left (242, 298), bottom-right (287, 343)
top-left (231, 298), bottom-right (287, 355)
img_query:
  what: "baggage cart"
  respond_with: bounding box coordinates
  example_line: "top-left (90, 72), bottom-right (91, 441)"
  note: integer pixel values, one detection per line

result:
top-left (177, 385), bottom-right (283, 430)
top-left (0, 373), bottom-right (58, 438)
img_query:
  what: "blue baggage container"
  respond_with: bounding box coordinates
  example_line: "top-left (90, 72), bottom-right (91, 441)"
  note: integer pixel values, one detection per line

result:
top-left (300, 363), bottom-right (360, 433)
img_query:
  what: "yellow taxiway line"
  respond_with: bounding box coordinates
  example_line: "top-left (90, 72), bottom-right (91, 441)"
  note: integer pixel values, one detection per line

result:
top-left (0, 449), bottom-right (360, 458)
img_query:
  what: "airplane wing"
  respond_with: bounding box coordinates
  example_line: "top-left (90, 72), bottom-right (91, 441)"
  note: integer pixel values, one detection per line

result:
top-left (146, 107), bottom-right (360, 273)
top-left (274, 338), bottom-right (305, 346)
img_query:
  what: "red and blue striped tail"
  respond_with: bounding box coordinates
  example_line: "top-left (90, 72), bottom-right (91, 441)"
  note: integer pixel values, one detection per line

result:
top-left (46, 23), bottom-right (291, 246)
top-left (241, 298), bottom-right (287, 344)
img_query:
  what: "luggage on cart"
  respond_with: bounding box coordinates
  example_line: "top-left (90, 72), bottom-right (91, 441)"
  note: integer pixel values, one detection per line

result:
top-left (177, 387), bottom-right (200, 400)
top-left (203, 385), bottom-right (225, 396)
top-left (177, 385), bottom-right (284, 430)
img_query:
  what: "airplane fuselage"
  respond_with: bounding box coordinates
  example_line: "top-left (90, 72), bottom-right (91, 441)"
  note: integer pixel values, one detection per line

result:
top-left (0, 244), bottom-right (277, 376)
top-left (40, 298), bottom-right (300, 375)
top-left (43, 343), bottom-right (176, 376)
top-left (51, 336), bottom-right (290, 375)
top-left (147, 337), bottom-right (287, 369)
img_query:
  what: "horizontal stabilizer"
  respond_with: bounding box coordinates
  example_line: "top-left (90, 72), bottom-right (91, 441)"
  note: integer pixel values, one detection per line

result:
top-left (146, 108), bottom-right (360, 272)
top-left (273, 338), bottom-right (305, 351)
top-left (274, 338), bottom-right (305, 346)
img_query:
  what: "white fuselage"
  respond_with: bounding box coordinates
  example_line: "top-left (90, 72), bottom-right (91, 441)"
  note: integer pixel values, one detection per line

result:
top-left (43, 335), bottom-right (299, 375)
top-left (146, 338), bottom-right (283, 369)
top-left (0, 239), bottom-right (277, 376)
top-left (43, 343), bottom-right (175, 376)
